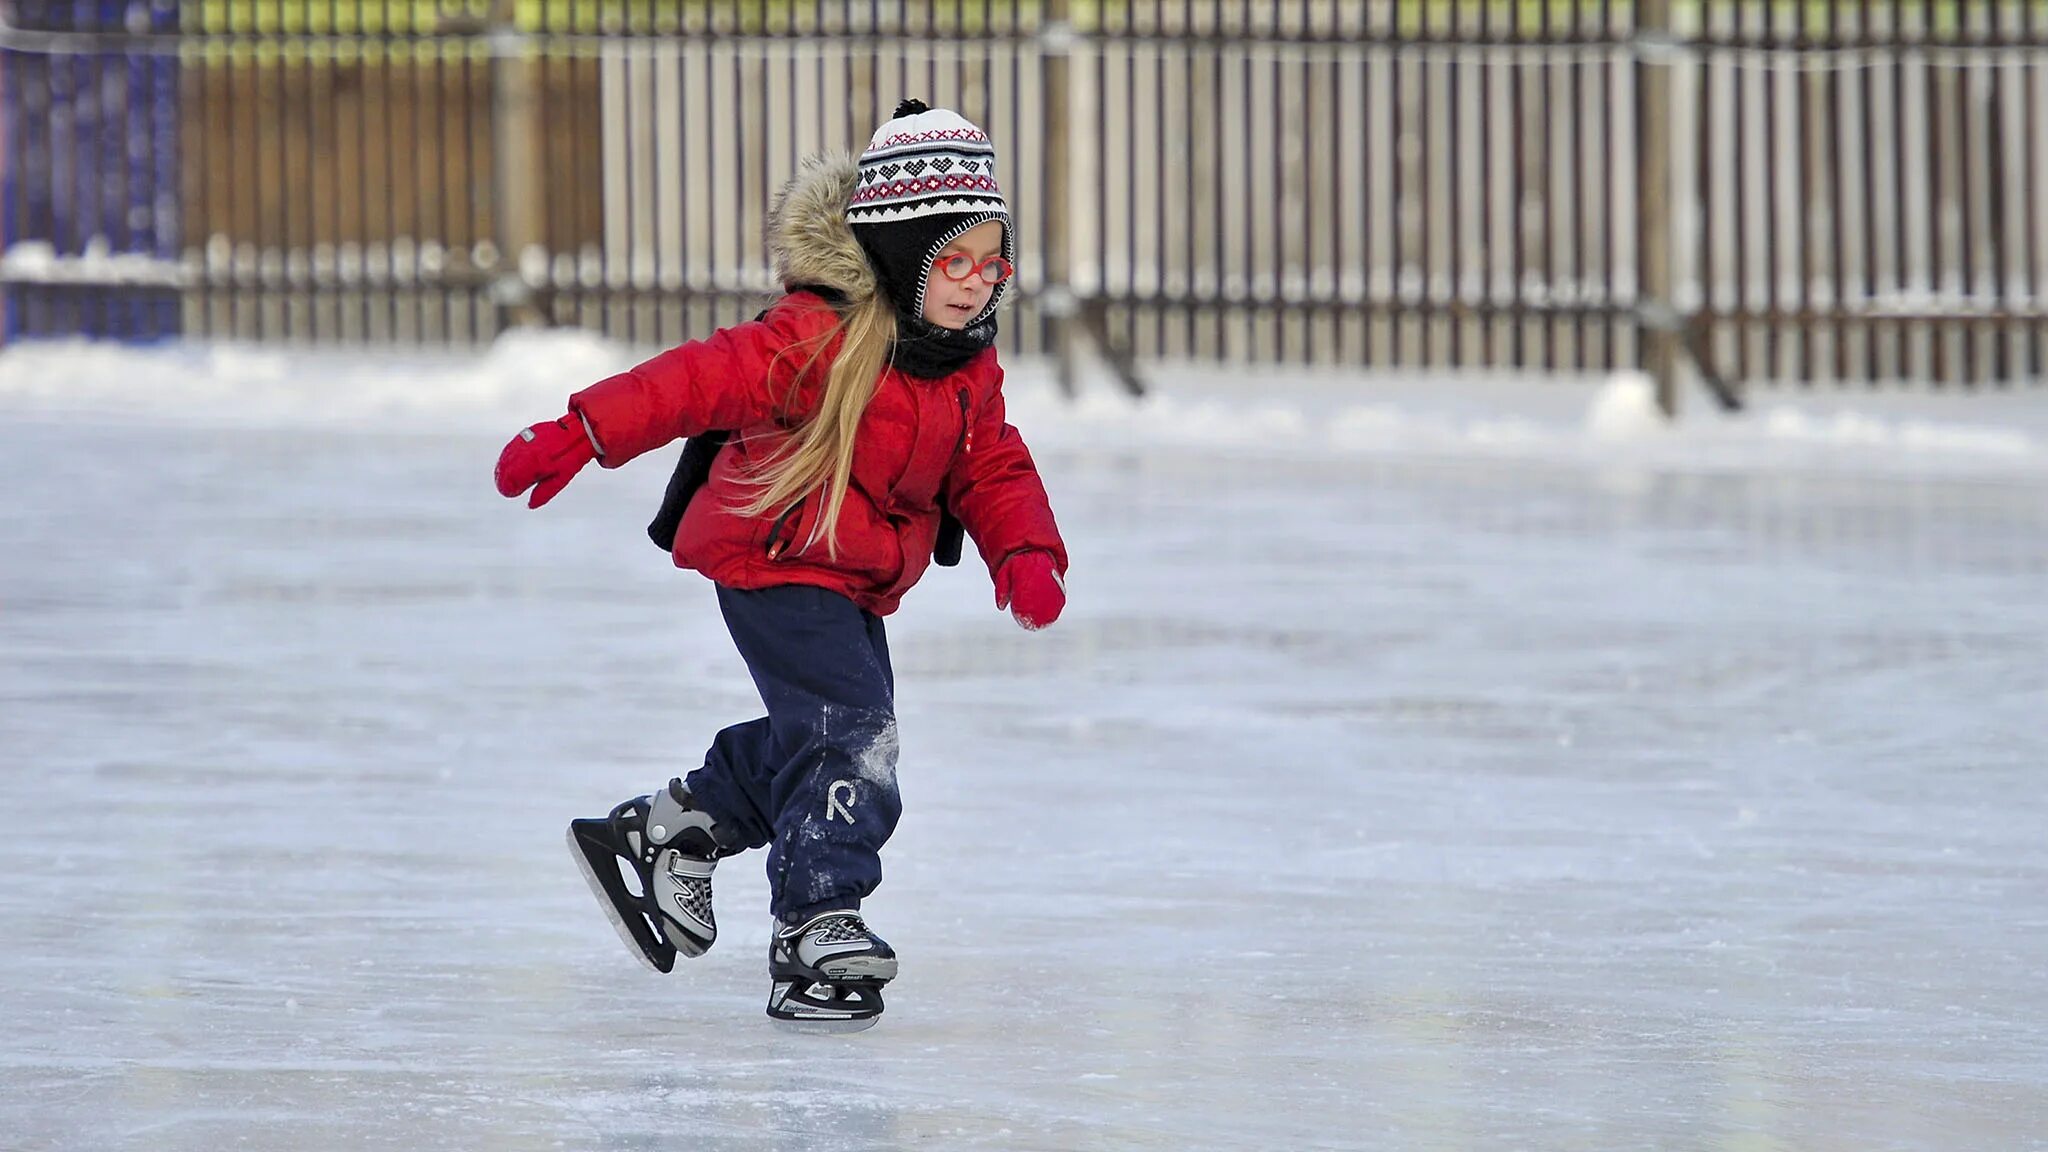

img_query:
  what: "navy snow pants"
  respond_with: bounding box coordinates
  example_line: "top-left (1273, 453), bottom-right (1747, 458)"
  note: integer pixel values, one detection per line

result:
top-left (684, 584), bottom-right (902, 925)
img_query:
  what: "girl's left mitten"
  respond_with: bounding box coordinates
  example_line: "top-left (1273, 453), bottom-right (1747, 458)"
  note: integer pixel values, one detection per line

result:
top-left (995, 550), bottom-right (1067, 631)
top-left (495, 414), bottom-right (597, 509)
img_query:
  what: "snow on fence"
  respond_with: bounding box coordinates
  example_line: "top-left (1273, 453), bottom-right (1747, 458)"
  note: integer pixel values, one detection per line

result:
top-left (1, 1), bottom-right (2045, 408)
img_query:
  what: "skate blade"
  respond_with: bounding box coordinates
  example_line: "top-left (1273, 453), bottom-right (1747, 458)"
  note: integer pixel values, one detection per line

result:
top-left (566, 823), bottom-right (673, 975)
top-left (770, 1015), bottom-right (880, 1035)
top-left (766, 979), bottom-right (884, 1031)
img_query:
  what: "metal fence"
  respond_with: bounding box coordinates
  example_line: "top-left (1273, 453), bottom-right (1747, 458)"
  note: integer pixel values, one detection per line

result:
top-left (3, 2), bottom-right (2046, 406)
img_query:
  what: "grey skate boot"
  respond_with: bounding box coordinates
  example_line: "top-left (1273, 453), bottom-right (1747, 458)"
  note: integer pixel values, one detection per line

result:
top-left (766, 910), bottom-right (898, 1030)
top-left (568, 778), bottom-right (729, 973)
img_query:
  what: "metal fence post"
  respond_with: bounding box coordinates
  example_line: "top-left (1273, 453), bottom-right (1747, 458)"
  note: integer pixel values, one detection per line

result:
top-left (1638, 0), bottom-right (1682, 418)
top-left (1041, 0), bottom-right (1077, 397)
top-left (490, 1), bottom-right (543, 331)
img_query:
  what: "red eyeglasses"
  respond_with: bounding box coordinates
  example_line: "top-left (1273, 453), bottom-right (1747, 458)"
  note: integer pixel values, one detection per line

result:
top-left (933, 252), bottom-right (1015, 285)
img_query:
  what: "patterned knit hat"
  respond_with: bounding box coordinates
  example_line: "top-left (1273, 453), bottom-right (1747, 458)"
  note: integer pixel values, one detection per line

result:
top-left (847, 100), bottom-right (1013, 330)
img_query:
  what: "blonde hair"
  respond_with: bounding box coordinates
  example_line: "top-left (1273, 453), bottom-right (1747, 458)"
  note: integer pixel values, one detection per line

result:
top-left (731, 291), bottom-right (897, 558)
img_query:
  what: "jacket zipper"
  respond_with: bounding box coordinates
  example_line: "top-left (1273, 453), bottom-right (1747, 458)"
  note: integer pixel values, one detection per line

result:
top-left (765, 496), bottom-right (806, 559)
top-left (770, 388), bottom-right (965, 560)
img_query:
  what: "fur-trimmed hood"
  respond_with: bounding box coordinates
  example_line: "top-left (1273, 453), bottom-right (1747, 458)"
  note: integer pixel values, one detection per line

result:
top-left (766, 153), bottom-right (877, 302)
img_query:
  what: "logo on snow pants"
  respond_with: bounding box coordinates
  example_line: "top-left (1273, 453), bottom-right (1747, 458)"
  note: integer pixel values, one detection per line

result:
top-left (826, 780), bottom-right (858, 824)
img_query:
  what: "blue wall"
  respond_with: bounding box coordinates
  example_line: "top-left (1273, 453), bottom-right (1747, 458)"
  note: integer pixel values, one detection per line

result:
top-left (3, 1), bottom-right (181, 341)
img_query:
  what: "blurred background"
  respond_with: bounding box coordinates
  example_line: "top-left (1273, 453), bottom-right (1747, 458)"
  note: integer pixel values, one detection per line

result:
top-left (3, 0), bottom-right (2045, 409)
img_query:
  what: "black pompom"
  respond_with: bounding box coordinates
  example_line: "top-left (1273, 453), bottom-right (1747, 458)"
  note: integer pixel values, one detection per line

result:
top-left (892, 98), bottom-right (930, 119)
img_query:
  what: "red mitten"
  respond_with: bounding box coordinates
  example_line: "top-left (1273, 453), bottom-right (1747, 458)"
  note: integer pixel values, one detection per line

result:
top-left (995, 551), bottom-right (1066, 631)
top-left (495, 414), bottom-right (596, 509)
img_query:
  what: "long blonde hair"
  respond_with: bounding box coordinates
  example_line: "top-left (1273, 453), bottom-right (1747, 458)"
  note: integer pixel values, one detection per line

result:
top-left (731, 291), bottom-right (897, 558)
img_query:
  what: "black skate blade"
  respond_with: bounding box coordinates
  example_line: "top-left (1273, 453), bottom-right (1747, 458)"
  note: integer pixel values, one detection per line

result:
top-left (567, 820), bottom-right (675, 974)
top-left (766, 979), bottom-right (884, 1032)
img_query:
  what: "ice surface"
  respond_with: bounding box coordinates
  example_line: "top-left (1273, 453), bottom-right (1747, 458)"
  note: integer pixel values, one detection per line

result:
top-left (1, 340), bottom-right (2045, 1150)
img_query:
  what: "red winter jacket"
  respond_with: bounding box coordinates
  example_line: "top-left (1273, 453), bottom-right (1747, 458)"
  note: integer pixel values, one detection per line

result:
top-left (566, 290), bottom-right (1066, 616)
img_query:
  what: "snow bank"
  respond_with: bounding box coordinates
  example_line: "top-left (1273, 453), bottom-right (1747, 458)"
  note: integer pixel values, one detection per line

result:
top-left (4, 330), bottom-right (2046, 477)
top-left (1013, 360), bottom-right (2048, 478)
top-left (0, 329), bottom-right (619, 431)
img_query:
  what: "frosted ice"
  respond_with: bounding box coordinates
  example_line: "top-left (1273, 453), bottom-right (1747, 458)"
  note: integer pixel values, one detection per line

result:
top-left (1, 340), bottom-right (2044, 1150)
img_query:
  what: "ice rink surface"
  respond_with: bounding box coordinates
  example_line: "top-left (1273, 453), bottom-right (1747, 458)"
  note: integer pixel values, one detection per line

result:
top-left (2, 342), bottom-right (2045, 1150)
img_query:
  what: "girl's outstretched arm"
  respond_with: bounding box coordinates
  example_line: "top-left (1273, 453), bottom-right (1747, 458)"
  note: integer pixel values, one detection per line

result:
top-left (566, 294), bottom-right (836, 468)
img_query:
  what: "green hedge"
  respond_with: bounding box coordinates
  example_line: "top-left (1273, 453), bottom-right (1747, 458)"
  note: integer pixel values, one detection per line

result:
top-left (182, 1), bottom-right (2043, 39)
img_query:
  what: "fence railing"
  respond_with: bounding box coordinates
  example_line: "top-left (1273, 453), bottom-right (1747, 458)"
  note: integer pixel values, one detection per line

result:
top-left (3, 2), bottom-right (2046, 408)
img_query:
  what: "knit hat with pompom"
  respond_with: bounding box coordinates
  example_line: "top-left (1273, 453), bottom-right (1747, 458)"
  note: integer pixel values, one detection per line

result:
top-left (846, 99), bottom-right (1012, 332)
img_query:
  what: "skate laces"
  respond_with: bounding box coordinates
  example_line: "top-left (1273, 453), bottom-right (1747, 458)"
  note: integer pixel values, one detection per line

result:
top-left (807, 913), bottom-right (870, 946)
top-left (664, 857), bottom-right (714, 922)
top-left (779, 911), bottom-right (871, 945)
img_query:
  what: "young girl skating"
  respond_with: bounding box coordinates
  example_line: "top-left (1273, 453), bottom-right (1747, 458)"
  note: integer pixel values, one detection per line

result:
top-left (494, 101), bottom-right (1067, 1029)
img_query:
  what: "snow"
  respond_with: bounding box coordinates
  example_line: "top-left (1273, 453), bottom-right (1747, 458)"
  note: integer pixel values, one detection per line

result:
top-left (2, 333), bottom-right (2045, 1150)
top-left (0, 240), bottom-right (189, 287)
top-left (7, 333), bottom-right (2048, 479)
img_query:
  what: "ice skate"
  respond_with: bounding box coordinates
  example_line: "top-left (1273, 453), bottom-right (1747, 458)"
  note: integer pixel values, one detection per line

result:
top-left (766, 910), bottom-right (897, 1031)
top-left (567, 779), bottom-right (727, 973)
